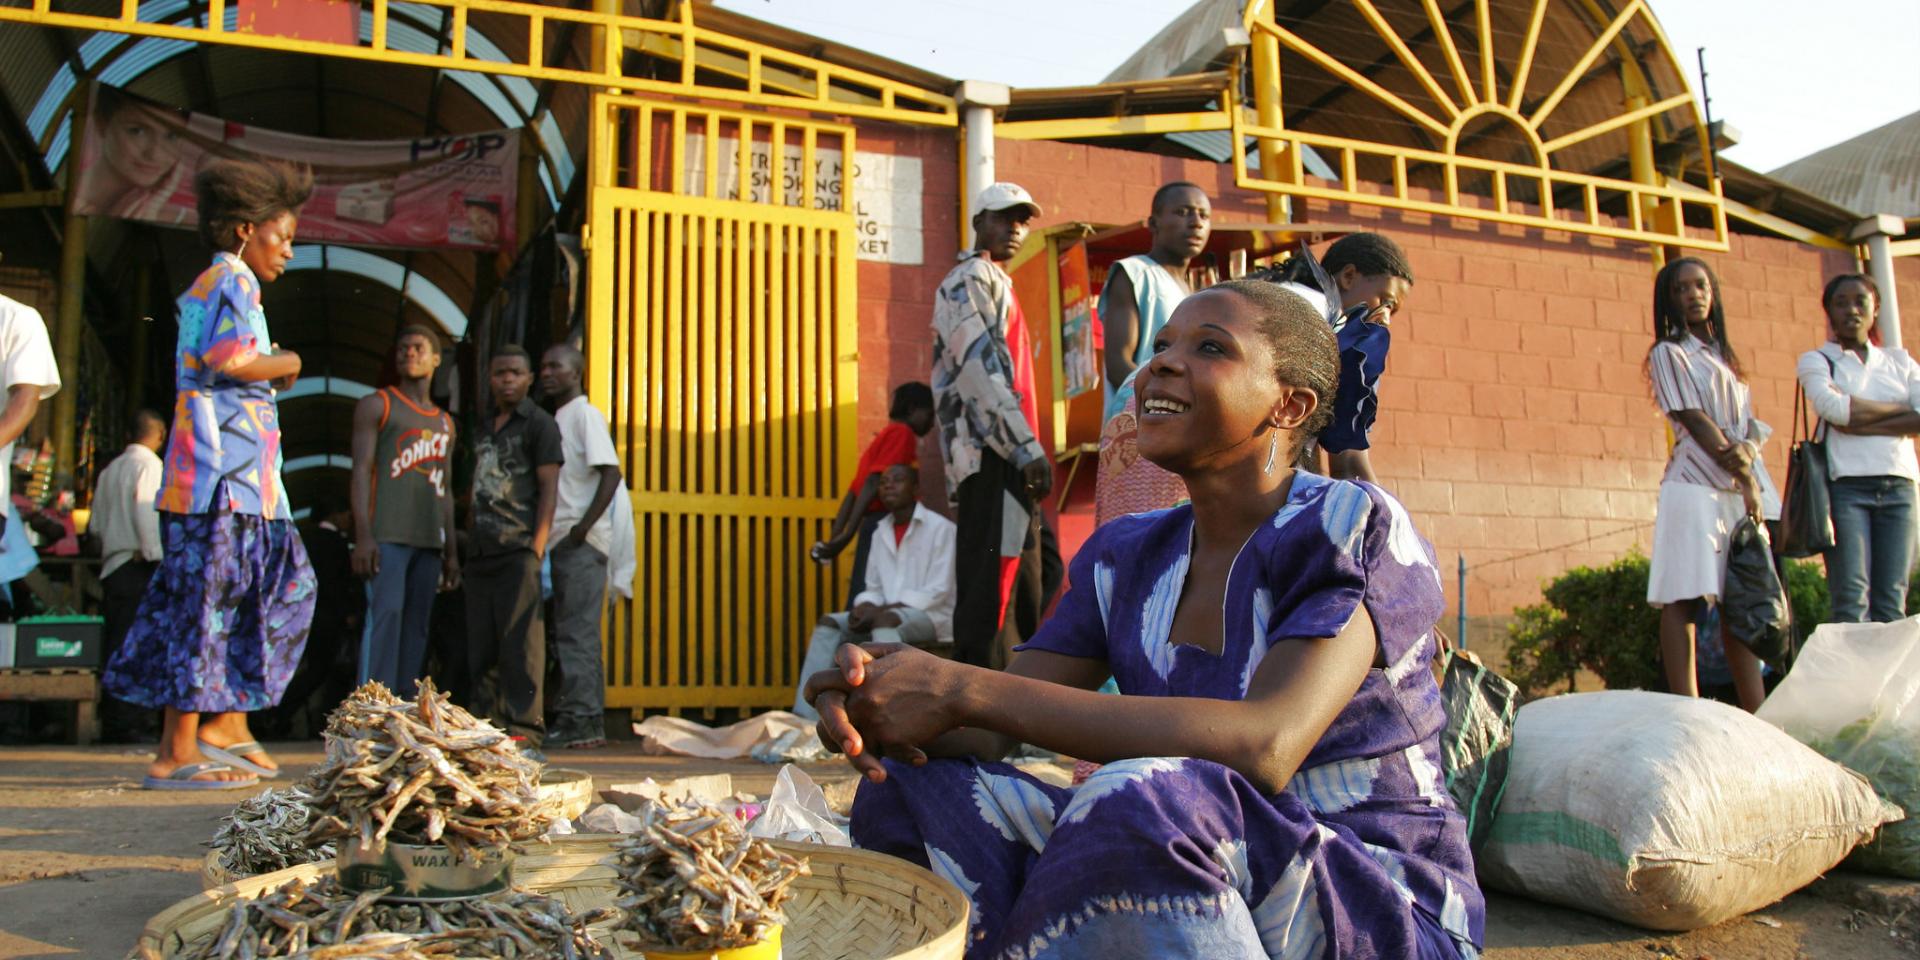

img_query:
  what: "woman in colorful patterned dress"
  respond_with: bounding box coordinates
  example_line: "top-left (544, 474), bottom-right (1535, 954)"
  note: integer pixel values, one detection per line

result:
top-left (102, 158), bottom-right (318, 790)
top-left (804, 280), bottom-right (1482, 959)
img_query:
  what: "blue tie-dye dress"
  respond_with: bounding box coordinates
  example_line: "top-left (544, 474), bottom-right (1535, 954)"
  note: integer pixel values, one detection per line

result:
top-left (852, 472), bottom-right (1484, 959)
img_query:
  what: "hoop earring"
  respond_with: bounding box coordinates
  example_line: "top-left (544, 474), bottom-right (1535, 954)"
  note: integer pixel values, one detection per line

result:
top-left (1263, 430), bottom-right (1279, 474)
top-left (234, 235), bottom-right (248, 258)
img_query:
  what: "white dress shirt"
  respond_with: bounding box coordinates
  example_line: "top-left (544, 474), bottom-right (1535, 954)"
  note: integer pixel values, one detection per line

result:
top-left (1797, 342), bottom-right (1920, 481)
top-left (852, 502), bottom-right (957, 642)
top-left (95, 443), bottom-right (164, 578)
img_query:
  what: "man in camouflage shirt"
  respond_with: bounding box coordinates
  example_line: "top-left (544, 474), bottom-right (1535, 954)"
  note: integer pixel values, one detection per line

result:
top-left (930, 182), bottom-right (1053, 668)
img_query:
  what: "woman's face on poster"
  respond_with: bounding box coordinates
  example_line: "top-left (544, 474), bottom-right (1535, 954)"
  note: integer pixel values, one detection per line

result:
top-left (102, 108), bottom-right (178, 188)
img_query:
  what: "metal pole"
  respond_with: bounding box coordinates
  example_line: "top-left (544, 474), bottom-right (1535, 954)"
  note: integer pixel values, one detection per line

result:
top-left (955, 80), bottom-right (1009, 251)
top-left (1249, 0), bottom-right (1290, 223)
top-left (1851, 215), bottom-right (1906, 350)
top-left (1456, 553), bottom-right (1468, 650)
top-left (52, 209), bottom-right (87, 482)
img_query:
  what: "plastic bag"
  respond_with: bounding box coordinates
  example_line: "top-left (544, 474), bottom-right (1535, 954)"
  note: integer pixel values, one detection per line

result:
top-left (1477, 690), bottom-right (1900, 930)
top-left (1757, 618), bottom-right (1920, 878)
top-left (745, 764), bottom-right (849, 846)
top-left (1437, 647), bottom-right (1517, 851)
top-left (1722, 517), bottom-right (1793, 668)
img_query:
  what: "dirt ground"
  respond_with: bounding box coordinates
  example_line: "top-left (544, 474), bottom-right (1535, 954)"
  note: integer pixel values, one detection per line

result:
top-left (0, 741), bottom-right (1913, 959)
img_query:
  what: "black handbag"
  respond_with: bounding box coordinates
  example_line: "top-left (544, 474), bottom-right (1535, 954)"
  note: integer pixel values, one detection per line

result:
top-left (1777, 354), bottom-right (1834, 558)
top-left (1724, 516), bottom-right (1795, 668)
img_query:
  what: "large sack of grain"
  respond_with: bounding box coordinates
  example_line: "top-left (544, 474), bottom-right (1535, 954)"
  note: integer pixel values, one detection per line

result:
top-left (1476, 690), bottom-right (1900, 930)
top-left (1757, 618), bottom-right (1920, 878)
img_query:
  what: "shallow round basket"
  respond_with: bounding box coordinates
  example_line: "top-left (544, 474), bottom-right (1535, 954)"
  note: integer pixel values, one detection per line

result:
top-left (198, 849), bottom-right (233, 891)
top-left (539, 767), bottom-right (596, 820)
top-left (146, 835), bottom-right (966, 959)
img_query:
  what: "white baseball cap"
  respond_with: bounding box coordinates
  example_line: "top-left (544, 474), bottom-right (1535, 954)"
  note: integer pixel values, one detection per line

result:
top-left (975, 182), bottom-right (1042, 218)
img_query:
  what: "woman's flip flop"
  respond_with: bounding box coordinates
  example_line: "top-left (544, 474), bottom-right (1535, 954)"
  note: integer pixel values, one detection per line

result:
top-left (142, 761), bottom-right (258, 791)
top-left (197, 739), bottom-right (282, 779)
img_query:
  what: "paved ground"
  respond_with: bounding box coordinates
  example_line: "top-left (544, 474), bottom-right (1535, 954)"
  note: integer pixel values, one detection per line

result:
top-left (0, 741), bottom-right (1913, 959)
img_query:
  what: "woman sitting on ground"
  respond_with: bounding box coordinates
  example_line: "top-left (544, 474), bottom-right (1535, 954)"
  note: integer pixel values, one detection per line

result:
top-left (804, 279), bottom-right (1482, 959)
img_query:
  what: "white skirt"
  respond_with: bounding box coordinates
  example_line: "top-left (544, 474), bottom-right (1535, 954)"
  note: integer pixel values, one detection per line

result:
top-left (1647, 481), bottom-right (1747, 606)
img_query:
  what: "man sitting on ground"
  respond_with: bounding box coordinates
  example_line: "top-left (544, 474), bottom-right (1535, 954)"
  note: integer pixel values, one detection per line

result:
top-left (791, 464), bottom-right (954, 720)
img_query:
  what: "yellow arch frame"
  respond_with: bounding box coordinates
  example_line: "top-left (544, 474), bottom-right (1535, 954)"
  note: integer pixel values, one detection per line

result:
top-left (1239, 0), bottom-right (1726, 250)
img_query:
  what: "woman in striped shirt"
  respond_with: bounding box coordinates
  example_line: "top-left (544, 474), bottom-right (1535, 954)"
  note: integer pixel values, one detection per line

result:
top-left (1644, 257), bottom-right (1776, 712)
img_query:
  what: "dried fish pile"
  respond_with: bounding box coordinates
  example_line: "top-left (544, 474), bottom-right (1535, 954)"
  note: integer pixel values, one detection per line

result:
top-left (611, 802), bottom-right (809, 951)
top-left (306, 681), bottom-right (553, 861)
top-left (210, 787), bottom-right (336, 878)
top-left (140, 876), bottom-right (614, 960)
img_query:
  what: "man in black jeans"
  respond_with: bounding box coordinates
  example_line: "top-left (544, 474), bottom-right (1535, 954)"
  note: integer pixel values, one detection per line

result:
top-left (92, 409), bottom-right (166, 742)
top-left (464, 345), bottom-right (562, 755)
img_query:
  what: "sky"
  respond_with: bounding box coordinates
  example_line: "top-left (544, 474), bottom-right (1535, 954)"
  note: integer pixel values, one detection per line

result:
top-left (714, 0), bottom-right (1920, 173)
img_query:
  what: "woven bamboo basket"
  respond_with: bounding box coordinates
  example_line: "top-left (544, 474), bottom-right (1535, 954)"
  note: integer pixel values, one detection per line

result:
top-left (150, 835), bottom-right (966, 959)
top-left (540, 767), bottom-right (596, 820)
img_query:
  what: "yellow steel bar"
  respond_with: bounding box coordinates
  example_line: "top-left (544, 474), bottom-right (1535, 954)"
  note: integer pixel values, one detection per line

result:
top-left (0, 189), bottom-right (63, 210)
top-left (666, 211), bottom-right (685, 495)
top-left (1341, 147), bottom-right (1357, 191)
top-left (738, 117), bottom-right (754, 203)
top-left (526, 13), bottom-right (542, 71)
top-left (632, 207), bottom-right (652, 523)
top-left (1476, 0), bottom-right (1496, 102)
top-left (1584, 183), bottom-right (1599, 226)
top-left (1418, 0), bottom-right (1479, 106)
top-left (449, 5), bottom-right (467, 60)
top-left (994, 111), bottom-right (1232, 140)
top-left (52, 213), bottom-right (87, 479)
top-left (636, 105), bottom-right (653, 191)
top-left (665, 213), bottom-right (688, 687)
top-left (1889, 238), bottom-right (1920, 258)
top-left (703, 112), bottom-right (720, 200)
top-left (371, 1), bottom-right (388, 51)
top-left (208, 0), bottom-right (225, 32)
top-left (1507, 0), bottom-right (1552, 111)
top-left (0, 4), bottom-right (957, 126)
top-left (1236, 119), bottom-right (1711, 195)
top-left (1493, 169), bottom-right (1508, 213)
top-left (1529, 0), bottom-right (1645, 129)
top-left (800, 223), bottom-right (818, 505)
top-left (769, 220), bottom-right (788, 500)
top-left (1625, 92), bottom-right (1662, 260)
top-left (646, 209), bottom-right (665, 494)
top-left (1350, 0), bottom-right (1460, 119)
top-left (605, 685), bottom-right (805, 710)
top-left (802, 126), bottom-right (817, 211)
top-left (670, 110), bottom-right (686, 196)
top-left (1246, 9), bottom-right (1290, 223)
top-left (1044, 234), bottom-right (1068, 453)
top-left (726, 222), bottom-right (747, 692)
top-left (1541, 92), bottom-right (1693, 154)
top-left (699, 206), bottom-right (718, 504)
top-left (1236, 161), bottom-right (1724, 250)
top-left (752, 220), bottom-right (769, 501)
top-left (1258, 20), bottom-right (1449, 137)
top-left (1393, 155), bottom-right (1408, 200)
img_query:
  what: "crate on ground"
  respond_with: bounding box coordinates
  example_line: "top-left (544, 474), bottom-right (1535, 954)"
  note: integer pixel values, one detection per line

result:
top-left (0, 667), bottom-right (99, 743)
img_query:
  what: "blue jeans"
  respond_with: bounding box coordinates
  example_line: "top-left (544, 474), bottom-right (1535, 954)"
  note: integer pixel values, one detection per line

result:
top-left (359, 543), bottom-right (442, 695)
top-left (1825, 475), bottom-right (1918, 623)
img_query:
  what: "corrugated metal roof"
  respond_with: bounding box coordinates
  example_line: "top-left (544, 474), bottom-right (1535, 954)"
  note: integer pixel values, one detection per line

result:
top-left (1769, 111), bottom-right (1920, 220)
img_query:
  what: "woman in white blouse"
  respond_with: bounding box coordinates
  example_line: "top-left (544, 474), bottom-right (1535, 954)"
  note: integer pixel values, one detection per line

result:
top-left (1645, 257), bottom-right (1775, 712)
top-left (1796, 273), bottom-right (1920, 623)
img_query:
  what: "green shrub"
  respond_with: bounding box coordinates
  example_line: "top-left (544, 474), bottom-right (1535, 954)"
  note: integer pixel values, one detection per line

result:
top-left (1503, 552), bottom-right (1663, 699)
top-left (1501, 554), bottom-right (1865, 700)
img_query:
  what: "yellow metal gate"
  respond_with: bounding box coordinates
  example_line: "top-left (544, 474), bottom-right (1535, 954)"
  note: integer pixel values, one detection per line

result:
top-left (586, 95), bottom-right (859, 711)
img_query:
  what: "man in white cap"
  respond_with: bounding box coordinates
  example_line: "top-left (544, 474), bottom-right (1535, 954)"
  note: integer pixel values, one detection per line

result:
top-left (927, 183), bottom-right (1052, 668)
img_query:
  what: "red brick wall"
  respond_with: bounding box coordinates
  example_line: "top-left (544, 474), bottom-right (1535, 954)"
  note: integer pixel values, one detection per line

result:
top-left (848, 123), bottom-right (960, 483)
top-left (980, 136), bottom-right (1888, 618)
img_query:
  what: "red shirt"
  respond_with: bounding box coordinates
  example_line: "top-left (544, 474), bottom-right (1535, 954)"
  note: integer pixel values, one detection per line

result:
top-left (851, 421), bottom-right (918, 513)
top-left (1006, 292), bottom-right (1042, 437)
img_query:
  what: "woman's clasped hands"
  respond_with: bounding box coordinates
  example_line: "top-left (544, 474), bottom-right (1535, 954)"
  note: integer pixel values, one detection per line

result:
top-left (802, 642), bottom-right (966, 784)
